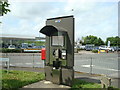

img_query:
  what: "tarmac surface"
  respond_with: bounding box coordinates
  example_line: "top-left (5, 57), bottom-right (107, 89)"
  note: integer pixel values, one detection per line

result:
top-left (5, 67), bottom-right (119, 88)
top-left (2, 51), bottom-right (119, 78)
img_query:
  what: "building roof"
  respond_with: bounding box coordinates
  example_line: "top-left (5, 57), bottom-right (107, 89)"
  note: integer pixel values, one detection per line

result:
top-left (0, 34), bottom-right (35, 39)
top-left (0, 34), bottom-right (45, 40)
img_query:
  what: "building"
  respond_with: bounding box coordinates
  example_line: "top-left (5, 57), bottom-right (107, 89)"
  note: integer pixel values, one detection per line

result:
top-left (0, 34), bottom-right (45, 48)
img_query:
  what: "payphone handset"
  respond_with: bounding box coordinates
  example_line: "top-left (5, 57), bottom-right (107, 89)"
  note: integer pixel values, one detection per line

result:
top-left (53, 49), bottom-right (66, 60)
top-left (53, 49), bottom-right (61, 59)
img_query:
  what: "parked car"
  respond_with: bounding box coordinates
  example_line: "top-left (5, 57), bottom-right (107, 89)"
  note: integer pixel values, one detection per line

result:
top-left (85, 44), bottom-right (94, 51)
top-left (116, 47), bottom-right (120, 51)
top-left (8, 45), bottom-right (16, 49)
top-left (99, 46), bottom-right (114, 51)
top-left (93, 46), bottom-right (99, 50)
top-left (21, 43), bottom-right (28, 49)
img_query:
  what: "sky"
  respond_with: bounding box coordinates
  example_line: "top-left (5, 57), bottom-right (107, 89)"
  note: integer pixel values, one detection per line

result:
top-left (0, 0), bottom-right (119, 41)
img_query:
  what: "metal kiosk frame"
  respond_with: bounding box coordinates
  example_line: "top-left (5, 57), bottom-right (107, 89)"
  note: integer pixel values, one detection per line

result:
top-left (40, 15), bottom-right (74, 86)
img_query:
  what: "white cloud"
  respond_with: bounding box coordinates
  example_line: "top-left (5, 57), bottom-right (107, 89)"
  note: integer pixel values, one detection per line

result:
top-left (8, 1), bottom-right (67, 19)
top-left (9, 0), bottom-right (119, 2)
top-left (9, 0), bottom-right (66, 2)
top-left (65, 0), bottom-right (95, 11)
top-left (73, 1), bottom-right (118, 41)
top-left (2, 0), bottom-right (118, 41)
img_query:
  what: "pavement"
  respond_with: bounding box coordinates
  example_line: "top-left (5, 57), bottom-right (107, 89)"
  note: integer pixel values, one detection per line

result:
top-left (23, 80), bottom-right (71, 89)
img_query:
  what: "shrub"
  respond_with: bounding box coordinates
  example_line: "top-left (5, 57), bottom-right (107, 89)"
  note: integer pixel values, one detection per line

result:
top-left (78, 48), bottom-right (85, 51)
top-left (1, 48), bottom-right (23, 53)
top-left (77, 48), bottom-right (81, 52)
top-left (92, 50), bottom-right (98, 53)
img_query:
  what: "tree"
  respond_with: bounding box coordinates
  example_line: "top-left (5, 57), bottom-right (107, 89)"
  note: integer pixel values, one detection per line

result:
top-left (79, 36), bottom-right (85, 45)
top-left (0, 0), bottom-right (10, 16)
top-left (97, 38), bottom-right (104, 46)
top-left (106, 36), bottom-right (120, 46)
top-left (82, 35), bottom-right (104, 46)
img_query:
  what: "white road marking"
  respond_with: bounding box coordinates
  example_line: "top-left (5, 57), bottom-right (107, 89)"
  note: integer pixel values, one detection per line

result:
top-left (25, 63), bottom-right (32, 65)
top-left (81, 64), bottom-right (119, 71)
top-left (8, 62), bottom-right (43, 66)
top-left (94, 66), bottom-right (120, 72)
top-left (16, 63), bottom-right (23, 65)
top-left (10, 64), bottom-right (16, 66)
top-left (81, 65), bottom-right (94, 67)
top-left (10, 64), bottom-right (14, 66)
top-left (35, 62), bottom-right (42, 64)
top-left (76, 60), bottom-right (89, 61)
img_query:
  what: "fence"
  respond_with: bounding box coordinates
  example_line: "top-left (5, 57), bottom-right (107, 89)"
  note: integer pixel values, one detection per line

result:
top-left (2, 53), bottom-right (44, 68)
top-left (1, 52), bottom-right (119, 78)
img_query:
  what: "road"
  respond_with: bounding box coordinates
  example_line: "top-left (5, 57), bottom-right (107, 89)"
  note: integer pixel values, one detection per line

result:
top-left (1, 52), bottom-right (119, 78)
top-left (74, 52), bottom-right (119, 78)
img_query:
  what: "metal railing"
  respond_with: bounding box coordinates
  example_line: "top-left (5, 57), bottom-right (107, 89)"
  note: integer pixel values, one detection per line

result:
top-left (2, 53), bottom-right (44, 68)
top-left (1, 53), bottom-right (119, 78)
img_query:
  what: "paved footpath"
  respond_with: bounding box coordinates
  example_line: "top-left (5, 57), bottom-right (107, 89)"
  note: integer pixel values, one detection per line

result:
top-left (23, 80), bottom-right (71, 89)
top-left (6, 67), bottom-right (120, 88)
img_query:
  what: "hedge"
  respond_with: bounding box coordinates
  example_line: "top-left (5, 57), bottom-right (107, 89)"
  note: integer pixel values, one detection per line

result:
top-left (92, 50), bottom-right (98, 53)
top-left (0, 48), bottom-right (23, 53)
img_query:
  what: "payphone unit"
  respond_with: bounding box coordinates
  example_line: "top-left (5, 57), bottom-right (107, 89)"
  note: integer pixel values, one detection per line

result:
top-left (40, 15), bottom-right (74, 86)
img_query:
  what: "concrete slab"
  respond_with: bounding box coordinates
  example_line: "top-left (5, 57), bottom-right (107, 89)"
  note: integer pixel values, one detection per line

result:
top-left (23, 80), bottom-right (71, 89)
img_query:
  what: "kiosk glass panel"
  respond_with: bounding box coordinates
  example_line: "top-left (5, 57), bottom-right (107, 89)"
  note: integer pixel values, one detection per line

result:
top-left (52, 36), bottom-right (64, 46)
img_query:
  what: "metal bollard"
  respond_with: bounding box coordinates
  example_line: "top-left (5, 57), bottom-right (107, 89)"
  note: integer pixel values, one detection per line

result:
top-left (90, 57), bottom-right (93, 75)
top-left (33, 54), bottom-right (34, 68)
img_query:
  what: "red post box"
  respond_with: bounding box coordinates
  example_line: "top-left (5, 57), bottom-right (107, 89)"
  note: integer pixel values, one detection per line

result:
top-left (41, 48), bottom-right (46, 60)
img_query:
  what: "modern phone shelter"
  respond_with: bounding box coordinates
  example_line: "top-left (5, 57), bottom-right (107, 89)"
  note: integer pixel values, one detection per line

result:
top-left (40, 15), bottom-right (74, 86)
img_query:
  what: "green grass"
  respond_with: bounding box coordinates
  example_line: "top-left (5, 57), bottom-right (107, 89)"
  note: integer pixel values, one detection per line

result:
top-left (71, 79), bottom-right (101, 89)
top-left (1, 70), bottom-right (119, 89)
top-left (1, 70), bottom-right (45, 90)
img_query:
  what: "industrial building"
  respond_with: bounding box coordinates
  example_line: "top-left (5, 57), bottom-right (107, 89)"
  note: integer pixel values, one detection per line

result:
top-left (0, 34), bottom-right (45, 48)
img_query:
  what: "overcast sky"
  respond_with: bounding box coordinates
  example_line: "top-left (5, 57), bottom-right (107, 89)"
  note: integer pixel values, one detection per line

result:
top-left (1, 0), bottom-right (119, 41)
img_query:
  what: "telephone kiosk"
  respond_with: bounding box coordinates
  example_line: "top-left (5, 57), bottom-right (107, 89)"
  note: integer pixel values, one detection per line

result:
top-left (40, 15), bottom-right (74, 86)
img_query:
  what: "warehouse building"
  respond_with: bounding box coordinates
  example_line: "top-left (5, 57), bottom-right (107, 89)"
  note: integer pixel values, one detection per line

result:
top-left (0, 34), bottom-right (45, 48)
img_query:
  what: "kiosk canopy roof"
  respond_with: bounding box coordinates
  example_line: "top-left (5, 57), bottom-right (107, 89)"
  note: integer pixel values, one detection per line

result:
top-left (40, 25), bottom-right (67, 36)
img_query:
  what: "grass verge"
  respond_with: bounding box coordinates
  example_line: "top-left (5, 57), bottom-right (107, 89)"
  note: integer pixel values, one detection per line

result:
top-left (1, 70), bottom-right (118, 89)
top-left (1, 70), bottom-right (45, 90)
top-left (72, 78), bottom-right (101, 89)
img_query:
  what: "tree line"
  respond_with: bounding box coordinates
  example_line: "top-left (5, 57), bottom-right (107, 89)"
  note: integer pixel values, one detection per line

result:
top-left (77, 35), bottom-right (120, 46)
